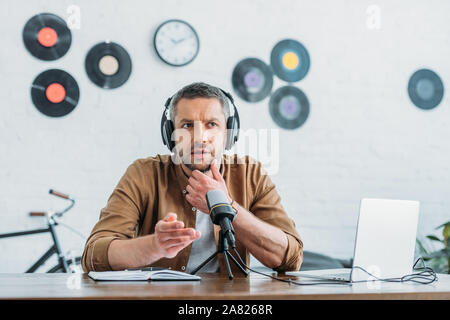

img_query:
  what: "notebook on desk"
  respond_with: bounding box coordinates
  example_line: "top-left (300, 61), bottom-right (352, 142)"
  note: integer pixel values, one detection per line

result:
top-left (88, 269), bottom-right (201, 281)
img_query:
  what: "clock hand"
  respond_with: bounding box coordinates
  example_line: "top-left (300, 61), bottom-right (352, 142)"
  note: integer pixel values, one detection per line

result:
top-left (174, 37), bottom-right (187, 44)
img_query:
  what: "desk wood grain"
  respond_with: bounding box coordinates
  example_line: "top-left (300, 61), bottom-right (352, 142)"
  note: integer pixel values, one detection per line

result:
top-left (0, 273), bottom-right (449, 300)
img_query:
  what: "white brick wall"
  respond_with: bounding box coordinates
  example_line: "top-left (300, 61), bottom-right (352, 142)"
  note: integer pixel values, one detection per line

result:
top-left (0, 0), bottom-right (449, 272)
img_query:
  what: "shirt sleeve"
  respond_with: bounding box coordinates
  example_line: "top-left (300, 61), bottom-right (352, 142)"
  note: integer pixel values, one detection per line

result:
top-left (248, 160), bottom-right (303, 272)
top-left (81, 160), bottom-right (150, 272)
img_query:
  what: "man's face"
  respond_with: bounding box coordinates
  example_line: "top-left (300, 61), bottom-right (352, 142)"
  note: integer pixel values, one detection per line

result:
top-left (173, 97), bottom-right (227, 173)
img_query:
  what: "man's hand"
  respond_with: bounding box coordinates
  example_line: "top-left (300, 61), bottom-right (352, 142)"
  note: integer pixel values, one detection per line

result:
top-left (154, 212), bottom-right (201, 259)
top-left (185, 159), bottom-right (231, 214)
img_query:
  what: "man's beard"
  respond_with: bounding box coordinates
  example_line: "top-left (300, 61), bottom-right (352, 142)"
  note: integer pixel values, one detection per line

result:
top-left (184, 161), bottom-right (212, 173)
top-left (176, 145), bottom-right (222, 173)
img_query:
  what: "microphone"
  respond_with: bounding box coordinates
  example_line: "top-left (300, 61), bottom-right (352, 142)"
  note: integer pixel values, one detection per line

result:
top-left (206, 189), bottom-right (236, 248)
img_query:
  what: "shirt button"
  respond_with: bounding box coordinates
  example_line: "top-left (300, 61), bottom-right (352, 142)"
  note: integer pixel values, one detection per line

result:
top-left (182, 190), bottom-right (187, 194)
top-left (181, 266), bottom-right (186, 271)
top-left (192, 207), bottom-right (196, 211)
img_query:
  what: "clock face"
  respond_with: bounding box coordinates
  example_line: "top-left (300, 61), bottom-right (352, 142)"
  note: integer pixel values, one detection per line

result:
top-left (154, 19), bottom-right (200, 67)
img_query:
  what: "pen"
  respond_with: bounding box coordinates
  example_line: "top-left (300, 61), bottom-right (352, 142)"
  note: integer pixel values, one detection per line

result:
top-left (125, 267), bottom-right (167, 271)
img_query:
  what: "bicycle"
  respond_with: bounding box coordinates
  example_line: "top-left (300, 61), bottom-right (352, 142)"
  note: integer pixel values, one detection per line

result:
top-left (0, 189), bottom-right (83, 273)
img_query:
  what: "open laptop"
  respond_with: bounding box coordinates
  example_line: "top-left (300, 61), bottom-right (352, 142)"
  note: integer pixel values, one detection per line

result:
top-left (286, 198), bottom-right (420, 282)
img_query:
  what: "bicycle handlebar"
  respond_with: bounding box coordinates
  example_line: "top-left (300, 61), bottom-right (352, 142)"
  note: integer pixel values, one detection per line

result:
top-left (49, 189), bottom-right (70, 199)
top-left (49, 189), bottom-right (70, 200)
top-left (28, 190), bottom-right (75, 219)
top-left (29, 212), bottom-right (47, 217)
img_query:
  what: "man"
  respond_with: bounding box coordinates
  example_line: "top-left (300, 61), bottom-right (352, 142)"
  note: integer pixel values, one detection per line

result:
top-left (81, 82), bottom-right (303, 274)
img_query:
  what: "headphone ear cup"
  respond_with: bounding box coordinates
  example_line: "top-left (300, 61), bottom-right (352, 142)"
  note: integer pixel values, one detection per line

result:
top-left (161, 97), bottom-right (176, 152)
top-left (226, 117), bottom-right (234, 150)
top-left (161, 110), bottom-right (169, 147)
top-left (161, 108), bottom-right (175, 151)
top-left (226, 115), bottom-right (240, 150)
top-left (233, 106), bottom-right (240, 143)
top-left (165, 119), bottom-right (175, 151)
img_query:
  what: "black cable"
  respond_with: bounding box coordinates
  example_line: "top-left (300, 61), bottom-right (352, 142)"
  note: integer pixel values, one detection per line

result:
top-left (351, 257), bottom-right (438, 284)
top-left (230, 248), bottom-right (351, 286)
top-left (231, 249), bottom-right (437, 286)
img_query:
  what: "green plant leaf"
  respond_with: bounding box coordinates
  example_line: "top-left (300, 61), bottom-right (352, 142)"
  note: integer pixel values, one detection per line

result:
top-left (426, 235), bottom-right (443, 243)
top-left (416, 239), bottom-right (428, 254)
top-left (423, 248), bottom-right (450, 259)
top-left (443, 225), bottom-right (450, 243)
top-left (435, 221), bottom-right (450, 230)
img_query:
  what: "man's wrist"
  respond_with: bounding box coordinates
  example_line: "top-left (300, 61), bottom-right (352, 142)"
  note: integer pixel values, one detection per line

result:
top-left (144, 234), bottom-right (164, 263)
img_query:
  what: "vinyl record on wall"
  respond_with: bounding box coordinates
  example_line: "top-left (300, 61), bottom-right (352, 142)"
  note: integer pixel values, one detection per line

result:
top-left (269, 85), bottom-right (309, 130)
top-left (31, 69), bottom-right (80, 117)
top-left (270, 39), bottom-right (310, 83)
top-left (408, 69), bottom-right (444, 110)
top-left (231, 58), bottom-right (273, 102)
top-left (85, 41), bottom-right (132, 89)
top-left (23, 13), bottom-right (72, 61)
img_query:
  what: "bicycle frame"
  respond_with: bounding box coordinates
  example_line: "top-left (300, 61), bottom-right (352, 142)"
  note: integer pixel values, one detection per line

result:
top-left (0, 216), bottom-right (69, 272)
top-left (0, 190), bottom-right (76, 273)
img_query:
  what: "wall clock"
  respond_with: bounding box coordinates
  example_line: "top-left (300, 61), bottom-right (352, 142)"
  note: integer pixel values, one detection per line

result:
top-left (154, 19), bottom-right (200, 67)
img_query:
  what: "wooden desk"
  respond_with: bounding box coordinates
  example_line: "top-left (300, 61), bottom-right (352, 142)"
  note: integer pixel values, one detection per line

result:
top-left (0, 272), bottom-right (449, 300)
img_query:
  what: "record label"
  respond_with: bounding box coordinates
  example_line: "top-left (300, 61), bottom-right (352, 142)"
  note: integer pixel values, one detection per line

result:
top-left (45, 83), bottom-right (66, 103)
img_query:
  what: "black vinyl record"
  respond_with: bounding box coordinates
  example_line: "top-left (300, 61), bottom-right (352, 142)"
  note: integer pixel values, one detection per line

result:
top-left (23, 13), bottom-right (72, 61)
top-left (232, 58), bottom-right (273, 102)
top-left (408, 69), bottom-right (444, 110)
top-left (269, 85), bottom-right (309, 130)
top-left (31, 69), bottom-right (80, 117)
top-left (85, 41), bottom-right (132, 89)
top-left (270, 39), bottom-right (310, 83)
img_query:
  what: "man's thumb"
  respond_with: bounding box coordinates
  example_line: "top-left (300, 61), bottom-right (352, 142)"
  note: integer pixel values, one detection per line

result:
top-left (165, 212), bottom-right (177, 222)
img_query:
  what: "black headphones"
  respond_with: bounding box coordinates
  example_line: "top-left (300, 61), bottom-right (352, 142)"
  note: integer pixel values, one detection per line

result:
top-left (161, 89), bottom-right (240, 152)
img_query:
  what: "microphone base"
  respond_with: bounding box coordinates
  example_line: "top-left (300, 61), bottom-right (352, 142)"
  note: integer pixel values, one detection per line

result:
top-left (189, 229), bottom-right (248, 279)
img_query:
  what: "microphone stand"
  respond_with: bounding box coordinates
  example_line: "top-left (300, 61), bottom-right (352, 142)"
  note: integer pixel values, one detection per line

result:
top-left (190, 228), bottom-right (248, 280)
